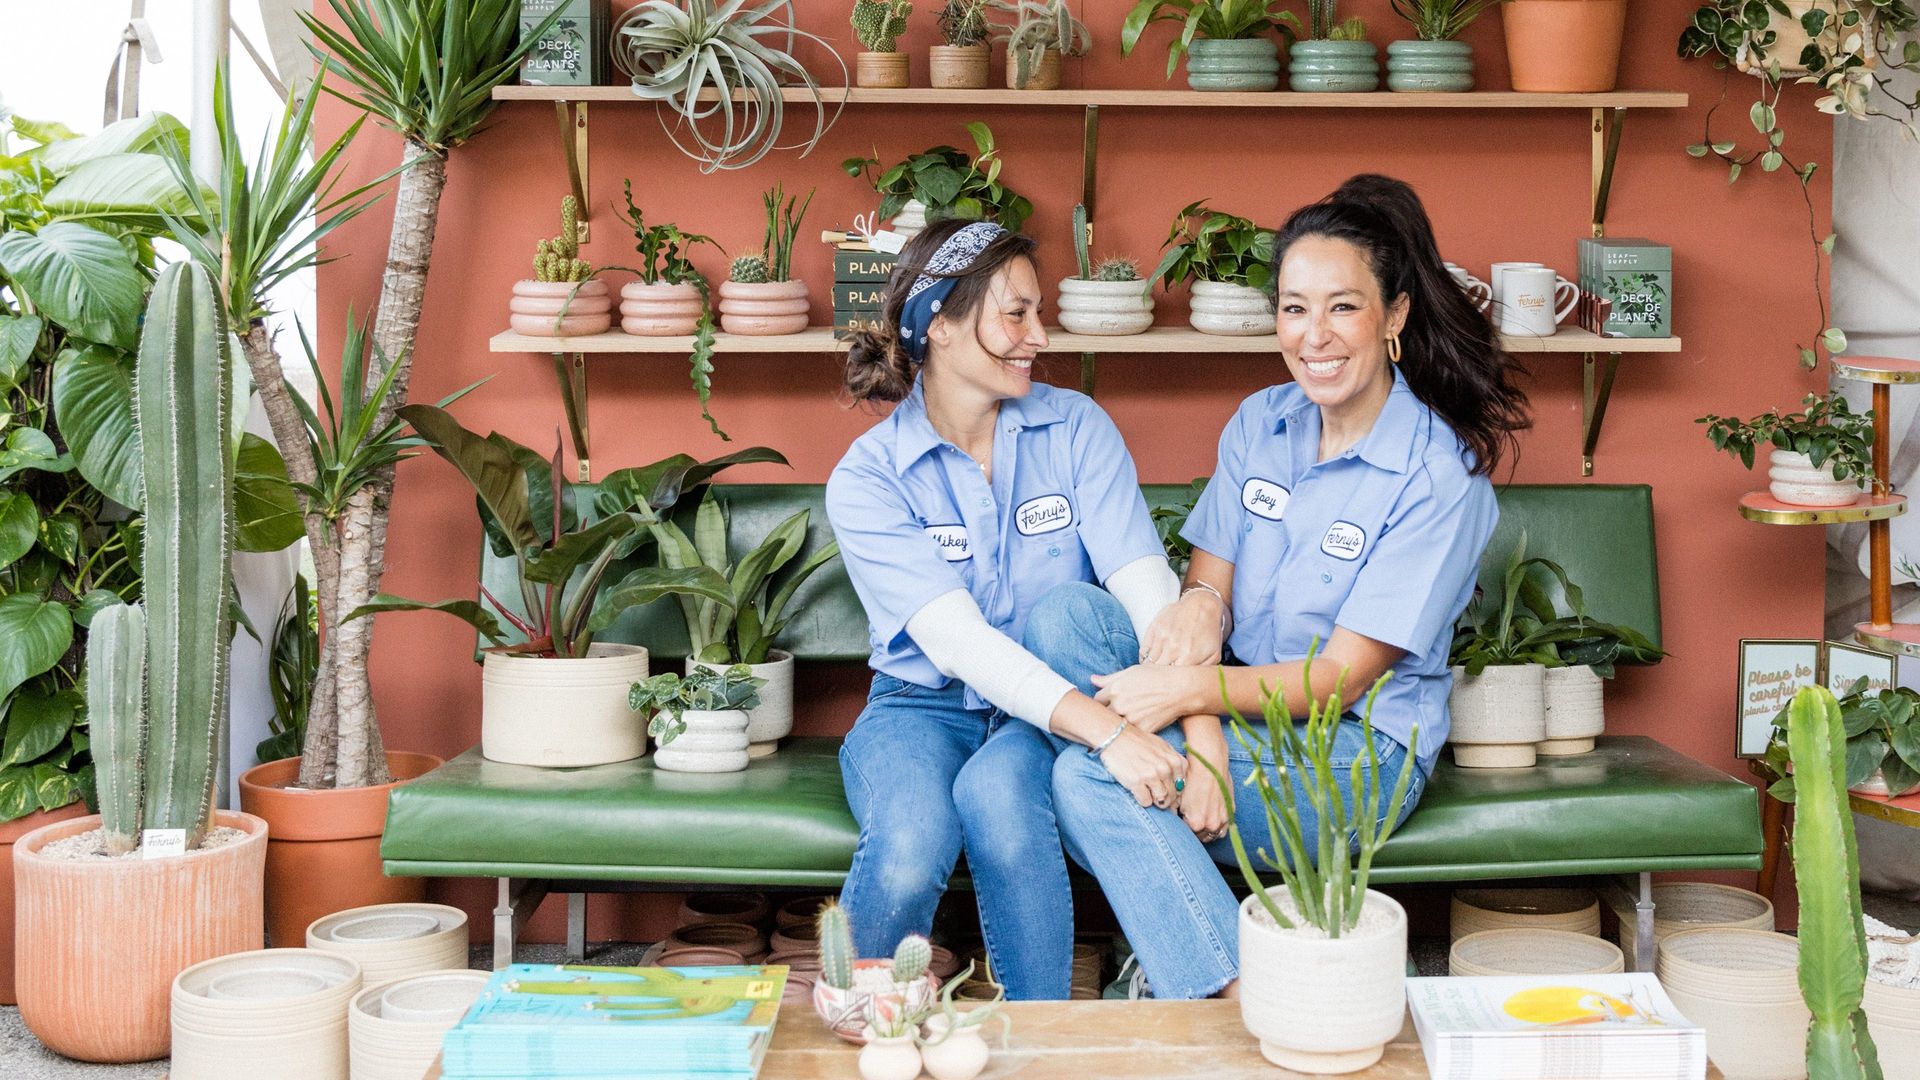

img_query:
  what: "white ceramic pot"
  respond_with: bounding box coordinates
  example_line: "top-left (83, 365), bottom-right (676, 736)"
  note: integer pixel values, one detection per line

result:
top-left (1612, 882), bottom-right (1775, 965)
top-left (687, 650), bottom-right (794, 756)
top-left (920, 1014), bottom-right (991, 1080)
top-left (891, 199), bottom-right (928, 239)
top-left (654, 709), bottom-right (751, 773)
top-left (1656, 928), bottom-right (1806, 1080)
top-left (1449, 928), bottom-right (1624, 977)
top-left (1239, 887), bottom-right (1406, 1074)
top-left (1188, 280), bottom-right (1274, 336)
top-left (1768, 448), bottom-right (1861, 507)
top-left (1852, 768), bottom-right (1920, 798)
top-left (172, 948), bottom-right (363, 1080)
top-left (1447, 664), bottom-right (1547, 768)
top-left (481, 643), bottom-right (649, 767)
top-left (858, 1030), bottom-right (924, 1080)
top-left (348, 970), bottom-right (489, 1080)
top-left (1865, 977), bottom-right (1920, 1064)
top-left (306, 904), bottom-right (468, 991)
top-left (1449, 887), bottom-right (1602, 942)
top-left (1056, 278), bottom-right (1153, 336)
top-left (1540, 664), bottom-right (1605, 756)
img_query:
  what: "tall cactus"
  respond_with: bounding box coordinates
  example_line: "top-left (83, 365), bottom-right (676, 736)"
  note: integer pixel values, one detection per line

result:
top-left (88, 605), bottom-right (148, 855)
top-left (1787, 685), bottom-right (1884, 1079)
top-left (817, 899), bottom-right (855, 990)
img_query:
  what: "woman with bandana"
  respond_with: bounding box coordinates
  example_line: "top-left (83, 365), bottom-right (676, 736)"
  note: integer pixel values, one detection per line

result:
top-left (825, 219), bottom-right (1190, 1000)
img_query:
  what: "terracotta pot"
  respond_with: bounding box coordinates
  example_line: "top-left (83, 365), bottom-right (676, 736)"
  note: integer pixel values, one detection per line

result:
top-left (619, 281), bottom-right (704, 335)
top-left (1768, 448), bottom-right (1861, 507)
top-left (656, 945), bottom-right (749, 967)
top-left (688, 650), bottom-right (794, 755)
top-left (0, 800), bottom-right (91, 1004)
top-left (1009, 49), bottom-right (1062, 90)
top-left (508, 279), bottom-right (611, 337)
top-left (717, 281), bottom-right (810, 335)
top-left (1188, 281), bottom-right (1275, 336)
top-left (14, 810), bottom-right (268, 1063)
top-left (1450, 887), bottom-right (1602, 942)
top-left (1448, 663), bottom-right (1547, 767)
top-left (1540, 664), bottom-right (1605, 755)
top-left (239, 751), bottom-right (443, 950)
top-left (306, 903), bottom-right (468, 990)
top-left (1239, 887), bottom-right (1406, 1074)
top-left (771, 922), bottom-right (821, 955)
top-left (929, 44), bottom-right (989, 88)
top-left (1501, 0), bottom-right (1626, 93)
top-left (480, 643), bottom-right (649, 767)
top-left (677, 890), bottom-right (771, 929)
top-left (1449, 928), bottom-right (1624, 976)
top-left (857, 51), bottom-right (910, 88)
top-left (664, 920), bottom-right (766, 961)
top-left (171, 948), bottom-right (361, 1080)
top-left (776, 894), bottom-right (831, 931)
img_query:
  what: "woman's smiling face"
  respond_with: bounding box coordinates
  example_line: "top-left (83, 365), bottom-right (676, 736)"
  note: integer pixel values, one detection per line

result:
top-left (1273, 234), bottom-right (1408, 414)
top-left (928, 255), bottom-right (1049, 400)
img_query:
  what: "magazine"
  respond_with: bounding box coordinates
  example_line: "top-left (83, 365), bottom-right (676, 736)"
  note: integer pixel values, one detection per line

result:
top-left (1406, 972), bottom-right (1707, 1080)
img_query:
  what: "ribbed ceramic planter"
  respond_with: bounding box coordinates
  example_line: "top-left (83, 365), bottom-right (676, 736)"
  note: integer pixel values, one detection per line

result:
top-left (1386, 40), bottom-right (1474, 91)
top-left (654, 709), bottom-right (752, 772)
top-left (688, 650), bottom-right (794, 755)
top-left (892, 199), bottom-right (928, 239)
top-left (929, 44), bottom-right (989, 88)
top-left (15, 810), bottom-right (268, 1062)
top-left (664, 920), bottom-right (767, 961)
top-left (813, 960), bottom-right (942, 1043)
top-left (1289, 40), bottom-right (1380, 92)
top-left (171, 948), bottom-right (362, 1080)
top-left (481, 643), bottom-right (649, 767)
top-left (678, 891), bottom-right (771, 929)
top-left (718, 279), bottom-right (810, 335)
top-left (1450, 887), bottom-right (1602, 942)
top-left (1656, 928), bottom-right (1806, 1080)
top-left (857, 52), bottom-right (910, 88)
top-left (1865, 977), bottom-right (1920, 1063)
top-left (0, 800), bottom-right (90, 1004)
top-left (619, 281), bottom-right (703, 335)
top-left (1187, 38), bottom-right (1281, 91)
top-left (1612, 882), bottom-right (1775, 963)
top-left (1447, 664), bottom-right (1547, 768)
top-left (307, 904), bottom-right (469, 990)
top-left (1188, 281), bottom-right (1274, 335)
top-left (509, 279), bottom-right (611, 337)
top-left (1057, 278), bottom-right (1154, 335)
top-left (348, 970), bottom-right (489, 1080)
top-left (1450, 928), bottom-right (1624, 977)
top-left (1768, 448), bottom-right (1861, 507)
top-left (1239, 888), bottom-right (1406, 1074)
top-left (1502, 0), bottom-right (1626, 92)
top-left (1010, 49), bottom-right (1062, 90)
top-left (1540, 664), bottom-right (1605, 755)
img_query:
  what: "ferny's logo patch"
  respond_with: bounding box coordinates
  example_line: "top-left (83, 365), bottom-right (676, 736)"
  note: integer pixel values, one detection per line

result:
top-left (1321, 520), bottom-right (1367, 561)
top-left (1015, 494), bottom-right (1074, 536)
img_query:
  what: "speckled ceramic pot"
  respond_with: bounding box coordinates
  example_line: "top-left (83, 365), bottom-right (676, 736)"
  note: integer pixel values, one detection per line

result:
top-left (1289, 40), bottom-right (1379, 92)
top-left (1767, 449), bottom-right (1861, 507)
top-left (1187, 38), bottom-right (1281, 91)
top-left (1057, 278), bottom-right (1154, 335)
top-left (1386, 40), bottom-right (1474, 91)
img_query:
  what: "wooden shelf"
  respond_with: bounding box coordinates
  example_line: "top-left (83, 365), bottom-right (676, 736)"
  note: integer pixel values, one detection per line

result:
top-left (494, 86), bottom-right (1689, 109)
top-left (1834, 355), bottom-right (1920, 384)
top-left (1737, 492), bottom-right (1907, 525)
top-left (1854, 621), bottom-right (1920, 658)
top-left (490, 325), bottom-right (1682, 356)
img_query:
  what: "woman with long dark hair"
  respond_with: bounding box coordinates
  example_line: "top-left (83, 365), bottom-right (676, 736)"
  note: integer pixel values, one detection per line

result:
top-left (826, 218), bottom-right (1191, 999)
top-left (1037, 175), bottom-right (1531, 999)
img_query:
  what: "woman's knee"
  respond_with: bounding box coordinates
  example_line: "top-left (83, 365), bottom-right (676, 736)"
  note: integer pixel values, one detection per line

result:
top-left (856, 812), bottom-right (964, 899)
top-left (1022, 582), bottom-right (1127, 654)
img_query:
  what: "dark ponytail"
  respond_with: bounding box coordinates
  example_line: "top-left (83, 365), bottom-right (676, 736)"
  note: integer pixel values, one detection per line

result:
top-left (1274, 175), bottom-right (1531, 476)
top-left (841, 217), bottom-right (1039, 405)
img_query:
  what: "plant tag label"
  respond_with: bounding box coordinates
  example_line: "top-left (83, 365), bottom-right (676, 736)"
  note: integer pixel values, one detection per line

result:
top-left (1240, 478), bottom-right (1289, 521)
top-left (924, 524), bottom-right (972, 562)
top-left (870, 230), bottom-right (909, 255)
top-left (140, 829), bottom-right (188, 859)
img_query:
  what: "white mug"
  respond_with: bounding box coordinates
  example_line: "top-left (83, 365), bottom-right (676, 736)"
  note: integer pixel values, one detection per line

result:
top-left (1444, 262), bottom-right (1492, 313)
top-left (1488, 261), bottom-right (1545, 310)
top-left (1499, 266), bottom-right (1580, 337)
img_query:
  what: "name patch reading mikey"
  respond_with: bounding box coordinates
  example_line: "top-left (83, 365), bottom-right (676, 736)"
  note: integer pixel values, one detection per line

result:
top-left (1321, 521), bottom-right (1367, 561)
top-left (1015, 494), bottom-right (1074, 536)
top-left (1241, 478), bottom-right (1290, 521)
top-left (924, 524), bottom-right (972, 562)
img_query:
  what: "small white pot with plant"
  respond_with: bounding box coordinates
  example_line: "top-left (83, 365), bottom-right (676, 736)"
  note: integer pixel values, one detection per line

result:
top-left (1535, 563), bottom-right (1666, 756)
top-left (1699, 391), bottom-right (1877, 508)
top-left (1057, 204), bottom-right (1153, 335)
top-left (1197, 647), bottom-right (1417, 1074)
top-left (718, 184), bottom-right (814, 336)
top-left (632, 665), bottom-right (765, 774)
top-left (1764, 679), bottom-right (1920, 800)
top-left (844, 123), bottom-right (1036, 243)
top-left (812, 903), bottom-right (943, 1044)
top-left (914, 960), bottom-right (1006, 1080)
top-left (1149, 200), bottom-right (1275, 336)
top-left (931, 0), bottom-right (992, 87)
top-left (852, 0), bottom-right (914, 88)
top-left (1445, 535), bottom-right (1581, 769)
top-left (991, 0), bottom-right (1092, 89)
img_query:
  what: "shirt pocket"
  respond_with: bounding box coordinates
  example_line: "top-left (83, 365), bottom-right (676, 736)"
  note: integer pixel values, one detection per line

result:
top-left (1290, 516), bottom-right (1375, 626)
top-left (1014, 525), bottom-right (1094, 597)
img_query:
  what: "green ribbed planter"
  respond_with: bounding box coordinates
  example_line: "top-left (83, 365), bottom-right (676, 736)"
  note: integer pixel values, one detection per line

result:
top-left (1288, 40), bottom-right (1379, 92)
top-left (1186, 38), bottom-right (1282, 91)
top-left (1386, 40), bottom-right (1474, 92)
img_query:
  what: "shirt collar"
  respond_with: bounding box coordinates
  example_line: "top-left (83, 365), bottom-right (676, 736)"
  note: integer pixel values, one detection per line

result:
top-left (1272, 366), bottom-right (1420, 475)
top-left (891, 380), bottom-right (1067, 476)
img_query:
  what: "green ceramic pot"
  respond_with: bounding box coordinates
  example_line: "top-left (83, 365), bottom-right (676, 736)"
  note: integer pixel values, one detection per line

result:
top-left (1288, 40), bottom-right (1379, 93)
top-left (1186, 37), bottom-right (1282, 91)
top-left (1386, 40), bottom-right (1474, 92)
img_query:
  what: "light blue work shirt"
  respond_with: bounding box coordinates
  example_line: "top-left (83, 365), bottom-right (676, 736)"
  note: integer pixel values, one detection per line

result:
top-left (1181, 368), bottom-right (1498, 776)
top-left (827, 380), bottom-right (1163, 711)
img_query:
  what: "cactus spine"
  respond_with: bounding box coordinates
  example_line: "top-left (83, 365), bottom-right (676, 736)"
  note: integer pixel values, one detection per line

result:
top-left (852, 0), bottom-right (912, 51)
top-left (891, 933), bottom-right (931, 982)
top-left (817, 899), bottom-right (856, 990)
top-left (729, 254), bottom-right (770, 283)
top-left (1072, 202), bottom-right (1090, 280)
top-left (1788, 685), bottom-right (1884, 1079)
top-left (535, 196), bottom-right (593, 283)
top-left (88, 604), bottom-right (147, 855)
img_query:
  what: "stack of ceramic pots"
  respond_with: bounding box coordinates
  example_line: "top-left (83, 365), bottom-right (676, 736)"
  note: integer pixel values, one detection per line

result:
top-left (1656, 928), bottom-right (1806, 1079)
top-left (1609, 883), bottom-right (1774, 963)
top-left (1450, 887), bottom-right (1602, 942)
top-left (171, 948), bottom-right (363, 1080)
top-left (347, 969), bottom-right (489, 1080)
top-left (1449, 928), bottom-right (1624, 977)
top-left (307, 904), bottom-right (469, 991)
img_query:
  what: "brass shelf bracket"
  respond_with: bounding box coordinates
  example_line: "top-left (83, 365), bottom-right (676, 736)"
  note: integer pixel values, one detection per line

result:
top-left (1081, 105), bottom-right (1100, 397)
top-left (552, 351), bottom-right (591, 481)
top-left (1591, 107), bottom-right (1626, 238)
top-left (1581, 350), bottom-right (1622, 477)
top-left (555, 101), bottom-right (590, 241)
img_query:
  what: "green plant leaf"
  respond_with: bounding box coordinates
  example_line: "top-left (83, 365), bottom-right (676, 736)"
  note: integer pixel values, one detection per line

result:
top-left (49, 343), bottom-right (141, 506)
top-left (522, 512), bottom-right (640, 586)
top-left (0, 314), bottom-right (42, 392)
top-left (1761, 150), bottom-right (1783, 171)
top-left (38, 112), bottom-right (188, 173)
top-left (343, 594), bottom-right (510, 646)
top-left (0, 222), bottom-right (144, 349)
top-left (72, 588), bottom-right (124, 627)
top-left (396, 404), bottom-right (539, 554)
top-left (234, 433), bottom-right (304, 553)
top-left (584, 565), bottom-right (735, 635)
top-left (1686, 143), bottom-right (1710, 157)
top-left (1847, 730), bottom-right (1886, 787)
top-left (1821, 233), bottom-right (1837, 254)
top-left (0, 593), bottom-right (74, 703)
top-left (0, 491), bottom-right (39, 569)
top-left (37, 513), bottom-right (79, 566)
top-left (1, 688), bottom-right (78, 769)
top-left (40, 153), bottom-right (201, 226)
top-left (0, 768), bottom-right (34, 823)
top-left (1822, 327), bottom-right (1848, 352)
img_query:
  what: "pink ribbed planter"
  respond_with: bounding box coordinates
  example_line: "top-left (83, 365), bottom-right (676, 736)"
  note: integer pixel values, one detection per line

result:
top-left (509, 279), bottom-right (611, 337)
top-left (717, 279), bottom-right (811, 335)
top-left (620, 281), bottom-right (704, 335)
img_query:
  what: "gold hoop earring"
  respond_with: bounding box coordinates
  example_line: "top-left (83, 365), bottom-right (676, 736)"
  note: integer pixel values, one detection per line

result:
top-left (1386, 333), bottom-right (1403, 364)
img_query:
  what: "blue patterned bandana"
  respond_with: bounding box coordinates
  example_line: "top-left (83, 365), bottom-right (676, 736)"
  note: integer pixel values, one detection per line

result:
top-left (898, 222), bottom-right (1007, 363)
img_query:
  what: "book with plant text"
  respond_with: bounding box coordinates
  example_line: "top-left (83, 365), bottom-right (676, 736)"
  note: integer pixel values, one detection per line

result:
top-left (1406, 973), bottom-right (1706, 1080)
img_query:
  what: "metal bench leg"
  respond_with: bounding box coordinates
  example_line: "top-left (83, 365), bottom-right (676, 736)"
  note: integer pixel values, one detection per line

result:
top-left (1633, 873), bottom-right (1655, 973)
top-left (493, 877), bottom-right (551, 971)
top-left (568, 892), bottom-right (587, 962)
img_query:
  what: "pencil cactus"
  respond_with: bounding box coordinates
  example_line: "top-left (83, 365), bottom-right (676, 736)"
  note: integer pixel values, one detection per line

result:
top-left (1072, 202), bottom-right (1090, 280)
top-left (729, 253), bottom-right (771, 283)
top-left (852, 0), bottom-right (913, 51)
top-left (1787, 685), bottom-right (1884, 1079)
top-left (818, 899), bottom-right (856, 990)
top-left (892, 933), bottom-right (931, 982)
top-left (88, 605), bottom-right (147, 855)
top-left (534, 196), bottom-right (593, 283)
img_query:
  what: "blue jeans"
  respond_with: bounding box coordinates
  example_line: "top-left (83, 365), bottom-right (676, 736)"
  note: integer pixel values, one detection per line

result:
top-left (1033, 583), bottom-right (1428, 1000)
top-left (837, 672), bottom-right (1073, 1000)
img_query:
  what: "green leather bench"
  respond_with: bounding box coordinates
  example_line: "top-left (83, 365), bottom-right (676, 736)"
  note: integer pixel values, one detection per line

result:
top-left (382, 484), bottom-right (1763, 971)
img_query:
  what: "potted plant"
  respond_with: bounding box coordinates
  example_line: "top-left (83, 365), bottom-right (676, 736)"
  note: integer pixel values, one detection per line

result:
top-left (719, 184), bottom-right (815, 336)
top-left (1196, 644), bottom-right (1418, 1074)
top-left (1500, 0), bottom-right (1626, 92)
top-left (843, 122), bottom-right (1034, 232)
top-left (650, 488), bottom-right (842, 756)
top-left (1148, 200), bottom-right (1275, 335)
top-left (1121, 0), bottom-right (1299, 91)
top-left (932, 0), bottom-right (992, 87)
top-left (1765, 680), bottom-right (1920, 800)
top-left (13, 264), bottom-right (269, 1064)
top-left (853, 0), bottom-right (914, 87)
top-left (631, 665), bottom-right (766, 773)
top-left (611, 0), bottom-right (847, 171)
top-left (812, 901), bottom-right (941, 1044)
top-left (1697, 391), bottom-right (1877, 507)
top-left (1386, 0), bottom-right (1502, 91)
top-left (617, 183), bottom-right (730, 438)
top-left (1539, 608), bottom-right (1664, 756)
top-left (1291, 3), bottom-right (1380, 91)
top-left (990, 0), bottom-right (1091, 89)
top-left (509, 196), bottom-right (611, 337)
top-left (915, 966), bottom-right (1004, 1080)
top-left (1057, 204), bottom-right (1154, 335)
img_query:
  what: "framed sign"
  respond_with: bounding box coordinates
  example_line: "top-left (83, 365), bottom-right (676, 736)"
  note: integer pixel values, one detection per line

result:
top-left (1736, 639), bottom-right (1820, 759)
top-left (1826, 641), bottom-right (1897, 697)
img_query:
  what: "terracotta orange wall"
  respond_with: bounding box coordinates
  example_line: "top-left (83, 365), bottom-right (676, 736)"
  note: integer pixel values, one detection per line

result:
top-left (317, 0), bottom-right (1831, 938)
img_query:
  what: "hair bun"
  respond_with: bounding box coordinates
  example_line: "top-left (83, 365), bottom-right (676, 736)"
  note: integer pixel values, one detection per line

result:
top-left (843, 321), bottom-right (914, 404)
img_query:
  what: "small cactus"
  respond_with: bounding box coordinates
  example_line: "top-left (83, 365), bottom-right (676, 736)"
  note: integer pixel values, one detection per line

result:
top-left (534, 196), bottom-right (593, 283)
top-left (1072, 203), bottom-right (1090, 280)
top-left (1095, 256), bottom-right (1139, 282)
top-left (817, 899), bottom-right (856, 990)
top-left (891, 933), bottom-right (931, 983)
top-left (729, 253), bottom-right (771, 283)
top-left (1328, 16), bottom-right (1368, 40)
top-left (852, 0), bottom-right (912, 51)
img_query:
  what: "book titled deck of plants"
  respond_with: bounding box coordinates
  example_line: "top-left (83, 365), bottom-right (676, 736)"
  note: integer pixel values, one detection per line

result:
top-left (519, 0), bottom-right (609, 87)
top-left (441, 963), bottom-right (788, 1079)
top-left (1577, 237), bottom-right (1673, 339)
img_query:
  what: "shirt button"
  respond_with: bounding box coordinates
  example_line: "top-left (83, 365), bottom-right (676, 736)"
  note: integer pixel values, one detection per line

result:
top-left (1048, 546), bottom-right (1061, 557)
top-left (979, 497), bottom-right (991, 507)
top-left (1321, 572), bottom-right (1333, 583)
top-left (1244, 522), bottom-right (1254, 533)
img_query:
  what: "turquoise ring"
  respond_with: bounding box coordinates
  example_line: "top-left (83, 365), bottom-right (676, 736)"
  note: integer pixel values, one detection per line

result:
top-left (1174, 778), bottom-right (1185, 792)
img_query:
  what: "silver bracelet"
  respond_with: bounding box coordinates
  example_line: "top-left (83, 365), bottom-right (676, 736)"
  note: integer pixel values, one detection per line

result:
top-left (1181, 582), bottom-right (1231, 633)
top-left (1090, 719), bottom-right (1128, 756)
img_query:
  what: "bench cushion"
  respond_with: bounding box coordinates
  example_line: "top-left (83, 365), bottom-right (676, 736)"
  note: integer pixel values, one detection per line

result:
top-left (382, 735), bottom-right (1758, 885)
